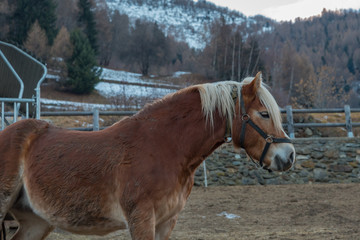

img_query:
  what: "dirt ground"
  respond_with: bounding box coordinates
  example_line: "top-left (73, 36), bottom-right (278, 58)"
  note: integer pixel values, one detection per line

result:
top-left (4, 183), bottom-right (359, 239)
top-left (26, 183), bottom-right (356, 240)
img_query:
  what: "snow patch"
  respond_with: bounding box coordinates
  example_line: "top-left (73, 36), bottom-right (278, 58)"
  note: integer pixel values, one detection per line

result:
top-left (95, 82), bottom-right (175, 98)
top-left (217, 211), bottom-right (241, 219)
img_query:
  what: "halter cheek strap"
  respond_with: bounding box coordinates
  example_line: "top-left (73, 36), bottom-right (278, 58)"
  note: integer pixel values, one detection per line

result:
top-left (238, 93), bottom-right (292, 168)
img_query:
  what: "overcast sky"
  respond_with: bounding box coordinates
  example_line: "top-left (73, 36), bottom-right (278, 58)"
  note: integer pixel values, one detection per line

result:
top-left (202, 0), bottom-right (360, 21)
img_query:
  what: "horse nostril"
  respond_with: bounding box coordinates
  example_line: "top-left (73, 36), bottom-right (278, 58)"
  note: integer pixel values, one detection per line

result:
top-left (289, 151), bottom-right (295, 163)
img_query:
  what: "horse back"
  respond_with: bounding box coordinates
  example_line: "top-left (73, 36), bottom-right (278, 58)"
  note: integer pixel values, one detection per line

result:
top-left (0, 119), bottom-right (50, 177)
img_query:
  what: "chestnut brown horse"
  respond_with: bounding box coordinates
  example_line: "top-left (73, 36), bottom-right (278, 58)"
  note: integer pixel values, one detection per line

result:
top-left (0, 73), bottom-right (295, 240)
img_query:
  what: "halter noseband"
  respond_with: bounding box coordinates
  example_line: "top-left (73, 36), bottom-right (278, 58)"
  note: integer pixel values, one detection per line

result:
top-left (236, 88), bottom-right (292, 169)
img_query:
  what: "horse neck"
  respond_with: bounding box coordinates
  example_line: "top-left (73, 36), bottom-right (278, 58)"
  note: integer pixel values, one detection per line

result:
top-left (134, 90), bottom-right (228, 170)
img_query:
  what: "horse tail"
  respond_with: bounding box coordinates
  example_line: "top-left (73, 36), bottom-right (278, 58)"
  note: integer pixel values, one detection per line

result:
top-left (0, 119), bottom-right (50, 238)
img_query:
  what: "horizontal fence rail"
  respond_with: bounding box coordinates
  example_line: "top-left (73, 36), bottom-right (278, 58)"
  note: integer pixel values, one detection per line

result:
top-left (40, 105), bottom-right (360, 138)
top-left (1, 106), bottom-right (359, 138)
top-left (0, 97), bottom-right (35, 130)
top-left (41, 110), bottom-right (137, 131)
top-left (282, 105), bottom-right (360, 138)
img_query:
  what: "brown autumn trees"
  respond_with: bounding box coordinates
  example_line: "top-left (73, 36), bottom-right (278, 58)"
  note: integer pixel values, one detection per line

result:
top-left (0, 0), bottom-right (359, 106)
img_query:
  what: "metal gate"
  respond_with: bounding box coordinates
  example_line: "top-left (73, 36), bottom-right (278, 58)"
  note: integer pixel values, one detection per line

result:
top-left (0, 41), bottom-right (47, 129)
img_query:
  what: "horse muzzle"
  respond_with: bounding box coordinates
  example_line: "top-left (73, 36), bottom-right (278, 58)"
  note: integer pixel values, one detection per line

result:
top-left (270, 145), bottom-right (295, 171)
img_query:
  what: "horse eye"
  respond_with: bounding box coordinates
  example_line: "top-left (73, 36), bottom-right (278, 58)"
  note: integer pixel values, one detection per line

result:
top-left (260, 111), bottom-right (270, 118)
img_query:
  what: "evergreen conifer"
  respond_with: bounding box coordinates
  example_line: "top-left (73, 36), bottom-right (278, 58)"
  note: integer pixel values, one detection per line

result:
top-left (66, 29), bottom-right (101, 94)
top-left (78, 0), bottom-right (98, 54)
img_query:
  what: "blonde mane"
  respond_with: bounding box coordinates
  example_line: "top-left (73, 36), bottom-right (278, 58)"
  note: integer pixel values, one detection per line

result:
top-left (197, 78), bottom-right (283, 134)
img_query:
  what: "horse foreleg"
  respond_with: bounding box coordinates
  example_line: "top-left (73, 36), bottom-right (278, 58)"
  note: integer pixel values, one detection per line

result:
top-left (155, 215), bottom-right (178, 240)
top-left (127, 207), bottom-right (156, 240)
top-left (9, 209), bottom-right (53, 240)
top-left (0, 172), bottom-right (23, 240)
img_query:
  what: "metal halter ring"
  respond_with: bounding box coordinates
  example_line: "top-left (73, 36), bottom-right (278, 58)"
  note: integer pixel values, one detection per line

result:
top-left (241, 114), bottom-right (250, 121)
top-left (265, 135), bottom-right (274, 143)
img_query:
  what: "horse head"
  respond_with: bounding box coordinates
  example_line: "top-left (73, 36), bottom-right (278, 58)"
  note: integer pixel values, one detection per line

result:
top-left (232, 72), bottom-right (296, 172)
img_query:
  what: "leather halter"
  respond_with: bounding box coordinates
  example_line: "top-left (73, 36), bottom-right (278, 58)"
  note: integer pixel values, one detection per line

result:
top-left (238, 92), bottom-right (292, 168)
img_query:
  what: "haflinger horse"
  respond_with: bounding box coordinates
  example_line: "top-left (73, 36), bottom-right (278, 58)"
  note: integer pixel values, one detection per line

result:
top-left (0, 72), bottom-right (295, 240)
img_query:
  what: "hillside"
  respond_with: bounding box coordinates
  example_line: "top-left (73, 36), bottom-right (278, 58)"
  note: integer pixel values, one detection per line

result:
top-left (103, 0), bottom-right (273, 49)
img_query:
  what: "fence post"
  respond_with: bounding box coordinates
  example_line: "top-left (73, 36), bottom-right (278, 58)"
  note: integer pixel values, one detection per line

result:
top-left (93, 108), bottom-right (99, 131)
top-left (203, 160), bottom-right (208, 187)
top-left (13, 102), bottom-right (17, 123)
top-left (286, 105), bottom-right (295, 138)
top-left (344, 105), bottom-right (354, 137)
top-left (1, 102), bottom-right (4, 130)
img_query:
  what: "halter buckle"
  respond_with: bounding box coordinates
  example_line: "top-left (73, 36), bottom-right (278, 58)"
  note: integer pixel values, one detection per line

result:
top-left (265, 135), bottom-right (274, 143)
top-left (241, 114), bottom-right (250, 121)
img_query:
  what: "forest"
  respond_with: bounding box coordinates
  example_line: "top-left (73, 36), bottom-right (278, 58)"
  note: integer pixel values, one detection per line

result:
top-left (0, 0), bottom-right (359, 107)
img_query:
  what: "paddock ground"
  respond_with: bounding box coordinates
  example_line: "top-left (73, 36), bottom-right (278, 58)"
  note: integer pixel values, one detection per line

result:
top-left (17, 183), bottom-right (360, 239)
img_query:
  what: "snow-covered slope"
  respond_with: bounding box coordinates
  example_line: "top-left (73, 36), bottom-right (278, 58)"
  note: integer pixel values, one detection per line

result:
top-left (104, 0), bottom-right (266, 49)
top-left (42, 68), bottom-right (187, 111)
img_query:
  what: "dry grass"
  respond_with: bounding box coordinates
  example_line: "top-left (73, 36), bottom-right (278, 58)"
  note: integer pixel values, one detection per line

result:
top-left (41, 83), bottom-right (110, 104)
top-left (41, 115), bottom-right (127, 129)
top-left (290, 112), bottom-right (360, 137)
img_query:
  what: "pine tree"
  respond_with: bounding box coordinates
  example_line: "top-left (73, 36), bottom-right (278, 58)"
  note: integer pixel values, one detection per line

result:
top-left (66, 29), bottom-right (101, 94)
top-left (50, 26), bottom-right (73, 59)
top-left (24, 20), bottom-right (49, 60)
top-left (9, 0), bottom-right (57, 45)
top-left (77, 0), bottom-right (98, 54)
top-left (50, 26), bottom-right (73, 85)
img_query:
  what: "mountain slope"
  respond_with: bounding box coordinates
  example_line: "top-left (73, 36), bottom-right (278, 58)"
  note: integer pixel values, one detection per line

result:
top-left (103, 0), bottom-right (273, 49)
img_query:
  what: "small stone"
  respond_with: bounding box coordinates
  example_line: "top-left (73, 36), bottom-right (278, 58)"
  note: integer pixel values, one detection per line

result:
top-left (339, 153), bottom-right (347, 158)
top-left (305, 128), bottom-right (313, 136)
top-left (346, 143), bottom-right (359, 148)
top-left (301, 160), bottom-right (315, 169)
top-left (299, 170), bottom-right (309, 177)
top-left (349, 162), bottom-right (358, 168)
top-left (266, 178), bottom-right (280, 185)
top-left (241, 177), bottom-right (255, 185)
top-left (294, 163), bottom-right (303, 170)
top-left (227, 180), bottom-right (236, 186)
top-left (329, 165), bottom-right (353, 173)
top-left (324, 149), bottom-right (339, 158)
top-left (232, 161), bottom-right (241, 166)
top-left (297, 155), bottom-right (310, 160)
top-left (311, 152), bottom-right (324, 159)
top-left (215, 171), bottom-right (225, 176)
top-left (240, 168), bottom-right (249, 177)
top-left (356, 155), bottom-right (360, 163)
top-left (315, 163), bottom-right (327, 169)
top-left (313, 169), bottom-right (328, 182)
top-left (297, 148), bottom-right (311, 155)
top-left (227, 168), bottom-right (237, 174)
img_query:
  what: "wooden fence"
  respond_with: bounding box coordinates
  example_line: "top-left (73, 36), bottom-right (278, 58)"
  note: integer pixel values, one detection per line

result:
top-left (283, 105), bottom-right (360, 138)
top-left (37, 105), bottom-right (360, 138)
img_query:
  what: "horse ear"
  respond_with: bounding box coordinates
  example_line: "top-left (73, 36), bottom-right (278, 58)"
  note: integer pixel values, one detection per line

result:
top-left (248, 71), bottom-right (262, 95)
